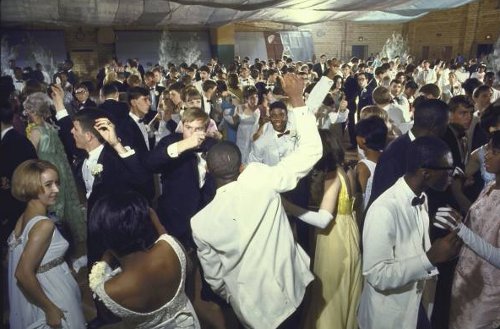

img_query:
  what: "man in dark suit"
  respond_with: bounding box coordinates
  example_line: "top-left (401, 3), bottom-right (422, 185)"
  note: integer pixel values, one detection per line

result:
top-left (312, 54), bottom-right (328, 80)
top-left (356, 72), bottom-right (375, 116)
top-left (146, 108), bottom-right (218, 249)
top-left (0, 101), bottom-right (38, 327)
top-left (428, 95), bottom-right (473, 329)
top-left (0, 101), bottom-right (38, 244)
top-left (98, 83), bottom-right (129, 124)
top-left (368, 98), bottom-right (450, 207)
top-left (144, 71), bottom-right (165, 123)
top-left (343, 64), bottom-right (360, 148)
top-left (115, 86), bottom-right (156, 201)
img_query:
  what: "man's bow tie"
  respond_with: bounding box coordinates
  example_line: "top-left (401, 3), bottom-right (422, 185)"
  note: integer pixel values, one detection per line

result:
top-left (411, 195), bottom-right (425, 206)
top-left (277, 130), bottom-right (290, 138)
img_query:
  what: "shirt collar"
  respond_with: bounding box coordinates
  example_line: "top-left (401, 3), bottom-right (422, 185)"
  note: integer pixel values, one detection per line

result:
top-left (408, 129), bottom-right (416, 141)
top-left (1, 126), bottom-right (14, 140)
top-left (129, 111), bottom-right (142, 123)
top-left (88, 144), bottom-right (104, 162)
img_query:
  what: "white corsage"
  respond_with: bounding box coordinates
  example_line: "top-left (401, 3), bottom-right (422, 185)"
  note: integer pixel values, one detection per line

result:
top-left (88, 261), bottom-right (108, 292)
top-left (90, 163), bottom-right (103, 176)
top-left (289, 129), bottom-right (297, 138)
top-left (154, 90), bottom-right (160, 96)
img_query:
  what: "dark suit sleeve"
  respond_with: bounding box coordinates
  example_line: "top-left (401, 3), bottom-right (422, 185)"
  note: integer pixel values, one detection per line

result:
top-left (144, 135), bottom-right (179, 172)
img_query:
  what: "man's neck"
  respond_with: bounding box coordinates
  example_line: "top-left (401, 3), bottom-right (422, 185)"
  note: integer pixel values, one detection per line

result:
top-left (85, 141), bottom-right (103, 154)
top-left (403, 174), bottom-right (425, 196)
top-left (215, 177), bottom-right (237, 189)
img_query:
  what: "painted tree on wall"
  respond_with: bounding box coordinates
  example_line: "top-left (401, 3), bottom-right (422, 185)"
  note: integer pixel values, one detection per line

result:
top-left (381, 32), bottom-right (409, 60)
top-left (158, 29), bottom-right (202, 67)
top-left (1, 36), bottom-right (17, 74)
top-left (27, 35), bottom-right (58, 81)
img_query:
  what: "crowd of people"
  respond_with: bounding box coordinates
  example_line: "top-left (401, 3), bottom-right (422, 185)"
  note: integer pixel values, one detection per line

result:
top-left (1, 50), bottom-right (499, 329)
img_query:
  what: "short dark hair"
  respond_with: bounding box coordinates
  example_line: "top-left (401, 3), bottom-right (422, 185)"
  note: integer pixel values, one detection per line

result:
top-left (101, 83), bottom-right (119, 97)
top-left (406, 136), bottom-right (451, 173)
top-left (127, 86), bottom-right (149, 105)
top-left (461, 78), bottom-right (482, 97)
top-left (413, 99), bottom-right (449, 134)
top-left (168, 81), bottom-right (185, 93)
top-left (89, 191), bottom-right (157, 257)
top-left (207, 141), bottom-right (241, 180)
top-left (199, 65), bottom-right (210, 73)
top-left (448, 95), bottom-right (473, 112)
top-left (314, 129), bottom-right (344, 173)
top-left (72, 108), bottom-right (108, 144)
top-left (355, 116), bottom-right (388, 151)
top-left (269, 101), bottom-right (287, 113)
top-left (202, 80), bottom-right (217, 92)
top-left (420, 84), bottom-right (440, 98)
top-left (472, 85), bottom-right (492, 98)
top-left (405, 80), bottom-right (418, 90)
top-left (374, 66), bottom-right (387, 77)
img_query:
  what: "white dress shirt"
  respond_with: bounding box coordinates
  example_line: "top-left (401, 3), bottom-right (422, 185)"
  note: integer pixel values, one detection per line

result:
top-left (358, 177), bottom-right (438, 329)
top-left (82, 144), bottom-right (105, 198)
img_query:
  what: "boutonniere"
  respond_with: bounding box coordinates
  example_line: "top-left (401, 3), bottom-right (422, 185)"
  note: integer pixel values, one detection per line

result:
top-left (154, 90), bottom-right (160, 96)
top-left (289, 129), bottom-right (297, 138)
top-left (90, 163), bottom-right (103, 176)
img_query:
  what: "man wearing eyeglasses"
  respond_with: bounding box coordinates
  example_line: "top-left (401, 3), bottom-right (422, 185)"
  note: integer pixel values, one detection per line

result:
top-left (72, 83), bottom-right (96, 112)
top-left (359, 136), bottom-right (462, 329)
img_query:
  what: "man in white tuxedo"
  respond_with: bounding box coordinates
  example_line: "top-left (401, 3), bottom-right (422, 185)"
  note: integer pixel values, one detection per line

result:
top-left (358, 136), bottom-right (462, 329)
top-left (416, 60), bottom-right (437, 86)
top-left (191, 74), bottom-right (322, 329)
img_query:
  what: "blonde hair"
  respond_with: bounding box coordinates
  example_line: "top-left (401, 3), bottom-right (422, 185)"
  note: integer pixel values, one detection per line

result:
top-left (11, 159), bottom-right (59, 202)
top-left (181, 107), bottom-right (209, 126)
top-left (359, 105), bottom-right (389, 122)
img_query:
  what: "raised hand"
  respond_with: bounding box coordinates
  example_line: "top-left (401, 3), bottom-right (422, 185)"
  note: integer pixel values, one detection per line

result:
top-left (50, 84), bottom-right (65, 111)
top-left (94, 118), bottom-right (120, 147)
top-left (280, 74), bottom-right (305, 108)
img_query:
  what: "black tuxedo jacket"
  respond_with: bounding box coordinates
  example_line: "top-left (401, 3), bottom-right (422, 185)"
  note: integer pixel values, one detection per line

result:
top-left (145, 133), bottom-right (218, 246)
top-left (442, 125), bottom-right (465, 170)
top-left (116, 115), bottom-right (155, 200)
top-left (98, 99), bottom-right (130, 125)
top-left (357, 84), bottom-right (375, 112)
top-left (313, 63), bottom-right (326, 79)
top-left (0, 129), bottom-right (38, 243)
top-left (82, 145), bottom-right (151, 264)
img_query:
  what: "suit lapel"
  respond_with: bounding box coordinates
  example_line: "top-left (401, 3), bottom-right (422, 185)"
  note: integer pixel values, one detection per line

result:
top-left (91, 148), bottom-right (107, 190)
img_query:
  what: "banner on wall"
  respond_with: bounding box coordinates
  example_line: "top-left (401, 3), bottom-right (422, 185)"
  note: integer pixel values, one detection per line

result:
top-left (236, 31), bottom-right (313, 61)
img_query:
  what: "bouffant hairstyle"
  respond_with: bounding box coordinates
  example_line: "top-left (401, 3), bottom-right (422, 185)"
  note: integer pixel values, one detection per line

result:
top-left (11, 159), bottom-right (59, 202)
top-left (23, 92), bottom-right (53, 120)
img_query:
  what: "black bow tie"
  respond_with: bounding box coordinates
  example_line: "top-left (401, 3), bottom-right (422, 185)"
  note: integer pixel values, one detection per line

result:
top-left (277, 130), bottom-right (290, 138)
top-left (411, 195), bottom-right (425, 206)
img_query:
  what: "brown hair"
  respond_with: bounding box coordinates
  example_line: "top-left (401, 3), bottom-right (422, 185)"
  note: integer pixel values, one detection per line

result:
top-left (181, 107), bottom-right (209, 126)
top-left (11, 159), bottom-right (59, 202)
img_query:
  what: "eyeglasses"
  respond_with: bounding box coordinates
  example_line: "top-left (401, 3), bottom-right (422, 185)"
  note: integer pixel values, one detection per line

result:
top-left (74, 89), bottom-right (87, 94)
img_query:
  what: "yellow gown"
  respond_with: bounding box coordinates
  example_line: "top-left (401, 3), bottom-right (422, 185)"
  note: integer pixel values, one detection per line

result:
top-left (303, 174), bottom-right (362, 329)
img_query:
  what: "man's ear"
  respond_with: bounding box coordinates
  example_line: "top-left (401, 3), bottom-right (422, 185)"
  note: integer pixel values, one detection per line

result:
top-left (239, 164), bottom-right (245, 173)
top-left (355, 136), bottom-right (365, 148)
top-left (420, 168), bottom-right (431, 180)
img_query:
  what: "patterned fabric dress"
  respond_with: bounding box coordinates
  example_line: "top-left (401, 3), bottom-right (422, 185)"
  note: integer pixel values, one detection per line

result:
top-left (33, 123), bottom-right (86, 243)
top-left (303, 174), bottom-right (362, 329)
top-left (449, 183), bottom-right (500, 329)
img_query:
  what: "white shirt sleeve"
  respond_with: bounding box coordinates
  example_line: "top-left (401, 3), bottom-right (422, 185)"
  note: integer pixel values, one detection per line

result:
top-left (457, 223), bottom-right (500, 268)
top-left (363, 205), bottom-right (437, 291)
top-left (306, 76), bottom-right (334, 113)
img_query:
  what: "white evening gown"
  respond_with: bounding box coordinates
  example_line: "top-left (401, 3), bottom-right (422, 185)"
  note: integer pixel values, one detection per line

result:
top-left (92, 234), bottom-right (200, 329)
top-left (236, 110), bottom-right (259, 165)
top-left (8, 215), bottom-right (86, 329)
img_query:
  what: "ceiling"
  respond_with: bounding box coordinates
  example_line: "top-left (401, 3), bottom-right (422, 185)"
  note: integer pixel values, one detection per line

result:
top-left (1, 0), bottom-right (476, 27)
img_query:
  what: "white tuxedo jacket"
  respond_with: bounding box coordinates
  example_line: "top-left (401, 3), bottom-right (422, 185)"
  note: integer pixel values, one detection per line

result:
top-left (358, 177), bottom-right (438, 329)
top-left (191, 106), bottom-right (321, 329)
top-left (248, 122), bottom-right (296, 166)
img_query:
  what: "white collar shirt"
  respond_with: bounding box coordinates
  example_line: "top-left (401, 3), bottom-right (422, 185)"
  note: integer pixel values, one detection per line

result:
top-left (82, 144), bottom-right (105, 198)
top-left (1, 126), bottom-right (14, 140)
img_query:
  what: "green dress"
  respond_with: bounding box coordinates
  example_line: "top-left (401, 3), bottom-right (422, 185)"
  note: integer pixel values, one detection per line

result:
top-left (33, 123), bottom-right (87, 243)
